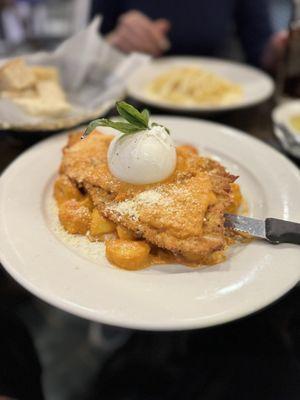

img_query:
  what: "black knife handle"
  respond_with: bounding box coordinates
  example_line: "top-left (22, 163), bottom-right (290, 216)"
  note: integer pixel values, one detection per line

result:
top-left (266, 218), bottom-right (300, 245)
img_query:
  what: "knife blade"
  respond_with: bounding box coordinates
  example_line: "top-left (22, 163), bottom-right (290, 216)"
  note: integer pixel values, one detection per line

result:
top-left (224, 214), bottom-right (300, 245)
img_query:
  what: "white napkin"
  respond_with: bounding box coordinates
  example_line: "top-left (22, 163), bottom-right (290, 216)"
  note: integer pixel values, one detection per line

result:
top-left (0, 17), bottom-right (150, 127)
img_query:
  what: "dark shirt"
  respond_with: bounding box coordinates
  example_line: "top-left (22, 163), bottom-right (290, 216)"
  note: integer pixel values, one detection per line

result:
top-left (91, 0), bottom-right (273, 66)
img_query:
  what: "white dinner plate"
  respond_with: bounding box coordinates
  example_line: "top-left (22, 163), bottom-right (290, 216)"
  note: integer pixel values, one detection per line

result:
top-left (0, 117), bottom-right (299, 330)
top-left (272, 100), bottom-right (300, 158)
top-left (126, 57), bottom-right (274, 113)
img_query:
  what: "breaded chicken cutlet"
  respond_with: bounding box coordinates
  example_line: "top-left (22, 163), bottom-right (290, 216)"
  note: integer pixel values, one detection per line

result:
top-left (58, 130), bottom-right (238, 264)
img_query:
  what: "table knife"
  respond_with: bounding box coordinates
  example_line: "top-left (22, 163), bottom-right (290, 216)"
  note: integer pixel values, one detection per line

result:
top-left (224, 214), bottom-right (300, 245)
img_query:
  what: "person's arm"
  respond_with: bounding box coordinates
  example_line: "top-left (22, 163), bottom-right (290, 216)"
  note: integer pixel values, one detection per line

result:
top-left (90, 0), bottom-right (121, 34)
top-left (235, 0), bottom-right (274, 67)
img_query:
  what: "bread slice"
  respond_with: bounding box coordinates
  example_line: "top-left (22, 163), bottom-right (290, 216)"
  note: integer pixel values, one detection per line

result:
top-left (0, 58), bottom-right (71, 117)
top-left (1, 88), bottom-right (37, 99)
top-left (31, 66), bottom-right (59, 81)
top-left (0, 59), bottom-right (36, 91)
top-left (14, 80), bottom-right (71, 117)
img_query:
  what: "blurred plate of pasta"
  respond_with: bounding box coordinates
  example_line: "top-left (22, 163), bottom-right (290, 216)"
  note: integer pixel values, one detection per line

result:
top-left (127, 57), bottom-right (274, 113)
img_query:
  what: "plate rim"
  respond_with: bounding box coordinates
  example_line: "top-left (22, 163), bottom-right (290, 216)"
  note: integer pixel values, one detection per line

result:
top-left (0, 116), bottom-right (299, 331)
top-left (0, 99), bottom-right (117, 133)
top-left (126, 56), bottom-right (274, 113)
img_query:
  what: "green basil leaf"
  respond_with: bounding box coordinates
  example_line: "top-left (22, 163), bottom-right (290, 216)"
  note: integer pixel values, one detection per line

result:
top-left (116, 101), bottom-right (148, 128)
top-left (83, 118), bottom-right (142, 138)
top-left (82, 102), bottom-right (170, 141)
top-left (100, 121), bottom-right (143, 133)
top-left (82, 119), bottom-right (105, 138)
top-left (141, 109), bottom-right (150, 126)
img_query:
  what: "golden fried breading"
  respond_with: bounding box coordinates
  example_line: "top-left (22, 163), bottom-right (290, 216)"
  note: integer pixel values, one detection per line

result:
top-left (87, 176), bottom-right (224, 257)
top-left (59, 131), bottom-right (237, 261)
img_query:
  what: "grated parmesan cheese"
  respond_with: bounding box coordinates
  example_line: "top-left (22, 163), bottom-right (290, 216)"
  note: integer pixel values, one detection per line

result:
top-left (46, 195), bottom-right (106, 264)
top-left (108, 189), bottom-right (171, 220)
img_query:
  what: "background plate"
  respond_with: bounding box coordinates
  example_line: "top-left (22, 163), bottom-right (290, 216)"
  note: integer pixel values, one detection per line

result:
top-left (0, 100), bottom-right (115, 133)
top-left (127, 57), bottom-right (274, 113)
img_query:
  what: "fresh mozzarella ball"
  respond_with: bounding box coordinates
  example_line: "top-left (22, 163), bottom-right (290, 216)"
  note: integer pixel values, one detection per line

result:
top-left (108, 125), bottom-right (177, 184)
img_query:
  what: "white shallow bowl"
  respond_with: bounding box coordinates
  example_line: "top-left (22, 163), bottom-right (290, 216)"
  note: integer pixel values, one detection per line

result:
top-left (0, 116), bottom-right (300, 331)
top-left (272, 100), bottom-right (300, 158)
top-left (127, 57), bottom-right (274, 113)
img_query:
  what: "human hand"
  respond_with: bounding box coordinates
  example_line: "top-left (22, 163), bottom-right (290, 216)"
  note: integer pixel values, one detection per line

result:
top-left (262, 31), bottom-right (289, 71)
top-left (107, 10), bottom-right (171, 56)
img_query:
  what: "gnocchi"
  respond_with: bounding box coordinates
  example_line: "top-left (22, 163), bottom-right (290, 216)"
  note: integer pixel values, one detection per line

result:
top-left (106, 239), bottom-right (150, 270)
top-left (58, 199), bottom-right (91, 234)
